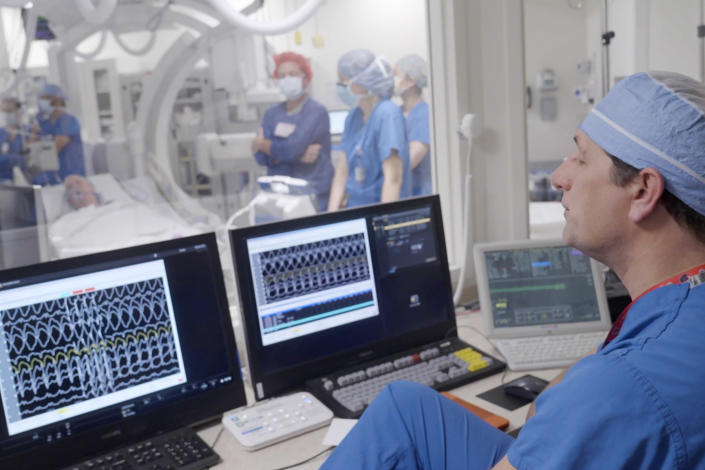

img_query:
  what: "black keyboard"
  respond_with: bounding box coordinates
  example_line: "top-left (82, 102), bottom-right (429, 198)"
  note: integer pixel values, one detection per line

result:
top-left (306, 337), bottom-right (505, 418)
top-left (63, 427), bottom-right (219, 470)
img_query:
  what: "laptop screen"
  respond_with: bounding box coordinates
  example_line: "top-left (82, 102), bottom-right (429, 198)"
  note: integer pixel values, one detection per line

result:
top-left (474, 240), bottom-right (611, 337)
top-left (483, 245), bottom-right (601, 329)
top-left (0, 234), bottom-right (246, 469)
top-left (231, 196), bottom-right (455, 399)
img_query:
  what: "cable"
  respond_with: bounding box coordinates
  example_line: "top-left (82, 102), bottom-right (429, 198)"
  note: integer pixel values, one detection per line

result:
top-left (208, 0), bottom-right (323, 35)
top-left (269, 446), bottom-right (334, 470)
top-left (74, 0), bottom-right (117, 26)
top-left (75, 29), bottom-right (108, 59)
top-left (209, 424), bottom-right (225, 449)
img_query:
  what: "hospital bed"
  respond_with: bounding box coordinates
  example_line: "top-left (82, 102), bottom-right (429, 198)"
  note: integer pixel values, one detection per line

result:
top-left (39, 167), bottom-right (219, 260)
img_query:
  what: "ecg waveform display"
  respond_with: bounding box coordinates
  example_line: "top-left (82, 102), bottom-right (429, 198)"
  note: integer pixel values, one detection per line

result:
top-left (0, 278), bottom-right (180, 420)
top-left (254, 233), bottom-right (371, 304)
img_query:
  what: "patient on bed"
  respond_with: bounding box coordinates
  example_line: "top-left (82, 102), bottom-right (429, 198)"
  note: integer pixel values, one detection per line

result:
top-left (64, 174), bottom-right (102, 209)
top-left (49, 175), bottom-right (200, 258)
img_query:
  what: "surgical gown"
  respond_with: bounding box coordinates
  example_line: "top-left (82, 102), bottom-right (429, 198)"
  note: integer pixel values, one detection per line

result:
top-left (255, 97), bottom-right (333, 211)
top-left (341, 100), bottom-right (410, 207)
top-left (34, 112), bottom-right (86, 184)
top-left (0, 128), bottom-right (24, 180)
top-left (404, 100), bottom-right (431, 196)
top-left (322, 278), bottom-right (705, 469)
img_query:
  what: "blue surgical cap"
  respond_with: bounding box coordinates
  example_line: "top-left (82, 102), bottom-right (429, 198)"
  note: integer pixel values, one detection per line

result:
top-left (351, 57), bottom-right (394, 99)
top-left (580, 71), bottom-right (705, 216)
top-left (41, 83), bottom-right (65, 99)
top-left (338, 49), bottom-right (375, 80)
top-left (396, 54), bottom-right (428, 88)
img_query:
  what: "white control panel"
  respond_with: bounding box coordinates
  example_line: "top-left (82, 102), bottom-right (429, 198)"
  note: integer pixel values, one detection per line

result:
top-left (222, 392), bottom-right (333, 451)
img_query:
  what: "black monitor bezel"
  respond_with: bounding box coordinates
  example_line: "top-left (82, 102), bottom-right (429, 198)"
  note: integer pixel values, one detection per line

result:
top-left (230, 195), bottom-right (457, 399)
top-left (0, 233), bottom-right (247, 470)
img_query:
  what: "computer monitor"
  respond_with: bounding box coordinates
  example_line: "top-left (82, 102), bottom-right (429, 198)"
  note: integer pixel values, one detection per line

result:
top-left (328, 109), bottom-right (348, 136)
top-left (230, 195), bottom-right (458, 399)
top-left (0, 233), bottom-right (246, 469)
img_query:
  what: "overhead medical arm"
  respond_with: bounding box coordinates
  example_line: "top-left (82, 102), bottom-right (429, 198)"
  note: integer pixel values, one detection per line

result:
top-left (74, 0), bottom-right (117, 26)
top-left (207, 0), bottom-right (323, 35)
top-left (0, 7), bottom-right (36, 98)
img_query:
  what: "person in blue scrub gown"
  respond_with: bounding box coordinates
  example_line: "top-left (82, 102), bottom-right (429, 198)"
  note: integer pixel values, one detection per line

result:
top-left (395, 54), bottom-right (431, 196)
top-left (328, 49), bottom-right (410, 210)
top-left (29, 83), bottom-right (85, 185)
top-left (321, 71), bottom-right (705, 469)
top-left (251, 51), bottom-right (333, 212)
top-left (0, 97), bottom-right (25, 181)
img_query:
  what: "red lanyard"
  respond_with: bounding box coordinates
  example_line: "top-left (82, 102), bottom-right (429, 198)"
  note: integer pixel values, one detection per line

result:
top-left (602, 263), bottom-right (705, 348)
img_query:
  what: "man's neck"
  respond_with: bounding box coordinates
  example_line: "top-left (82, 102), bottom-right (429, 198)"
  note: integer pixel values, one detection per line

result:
top-left (609, 221), bottom-right (705, 299)
top-left (402, 92), bottom-right (422, 113)
top-left (50, 109), bottom-right (63, 122)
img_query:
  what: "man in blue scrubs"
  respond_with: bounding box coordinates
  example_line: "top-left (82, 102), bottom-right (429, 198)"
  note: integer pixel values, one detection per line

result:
top-left (395, 54), bottom-right (431, 196)
top-left (328, 49), bottom-right (411, 210)
top-left (30, 83), bottom-right (85, 185)
top-left (0, 97), bottom-right (25, 180)
top-left (251, 51), bottom-right (333, 212)
top-left (322, 72), bottom-right (705, 469)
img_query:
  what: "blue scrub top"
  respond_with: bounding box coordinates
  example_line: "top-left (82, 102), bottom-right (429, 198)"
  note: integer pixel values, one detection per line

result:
top-left (342, 100), bottom-right (410, 207)
top-left (0, 127), bottom-right (25, 179)
top-left (36, 111), bottom-right (86, 180)
top-left (255, 97), bottom-right (334, 204)
top-left (404, 101), bottom-right (431, 196)
top-left (508, 282), bottom-right (705, 469)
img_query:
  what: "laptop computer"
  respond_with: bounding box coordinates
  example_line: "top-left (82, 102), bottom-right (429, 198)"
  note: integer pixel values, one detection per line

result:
top-left (0, 233), bottom-right (247, 470)
top-left (474, 238), bottom-right (612, 370)
top-left (230, 195), bottom-right (505, 418)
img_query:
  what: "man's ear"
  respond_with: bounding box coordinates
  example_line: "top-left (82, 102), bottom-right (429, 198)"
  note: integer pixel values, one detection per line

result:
top-left (628, 167), bottom-right (664, 222)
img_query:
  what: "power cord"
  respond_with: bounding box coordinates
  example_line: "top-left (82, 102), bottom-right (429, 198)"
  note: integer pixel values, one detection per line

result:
top-left (269, 446), bottom-right (334, 470)
top-left (209, 424), bottom-right (225, 449)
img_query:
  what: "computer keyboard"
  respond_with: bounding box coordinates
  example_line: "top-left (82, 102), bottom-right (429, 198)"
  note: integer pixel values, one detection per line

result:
top-left (222, 392), bottom-right (333, 450)
top-left (495, 331), bottom-right (607, 370)
top-left (306, 337), bottom-right (505, 418)
top-left (63, 427), bottom-right (218, 470)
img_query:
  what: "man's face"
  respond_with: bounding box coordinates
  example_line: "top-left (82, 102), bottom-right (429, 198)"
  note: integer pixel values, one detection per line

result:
top-left (551, 130), bottom-right (633, 259)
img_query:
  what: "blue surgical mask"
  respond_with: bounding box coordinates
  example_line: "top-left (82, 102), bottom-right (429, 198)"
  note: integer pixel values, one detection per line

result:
top-left (337, 83), bottom-right (360, 108)
top-left (38, 98), bottom-right (54, 115)
top-left (278, 76), bottom-right (304, 101)
top-left (4, 113), bottom-right (17, 127)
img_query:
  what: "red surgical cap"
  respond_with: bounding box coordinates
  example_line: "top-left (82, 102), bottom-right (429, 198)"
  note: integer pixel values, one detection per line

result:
top-left (272, 51), bottom-right (313, 82)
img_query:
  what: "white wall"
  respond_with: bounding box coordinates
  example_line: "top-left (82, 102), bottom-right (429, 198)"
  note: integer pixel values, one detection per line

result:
top-left (524, 0), bottom-right (592, 163)
top-left (648, 0), bottom-right (701, 79)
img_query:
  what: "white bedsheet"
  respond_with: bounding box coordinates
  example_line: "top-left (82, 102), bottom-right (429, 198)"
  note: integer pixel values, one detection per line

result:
top-left (49, 200), bottom-right (200, 258)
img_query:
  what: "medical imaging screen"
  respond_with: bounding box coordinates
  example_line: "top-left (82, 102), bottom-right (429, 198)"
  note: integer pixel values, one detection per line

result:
top-left (247, 219), bottom-right (379, 346)
top-left (241, 201), bottom-right (452, 376)
top-left (484, 246), bottom-right (601, 328)
top-left (0, 240), bottom-right (236, 452)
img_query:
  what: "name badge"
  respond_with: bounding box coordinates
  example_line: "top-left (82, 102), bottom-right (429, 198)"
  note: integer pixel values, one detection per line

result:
top-left (354, 165), bottom-right (365, 184)
top-left (1, 142), bottom-right (8, 154)
top-left (274, 122), bottom-right (296, 138)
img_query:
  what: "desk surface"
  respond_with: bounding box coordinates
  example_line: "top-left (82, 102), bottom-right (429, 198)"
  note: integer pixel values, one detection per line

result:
top-left (198, 310), bottom-right (563, 469)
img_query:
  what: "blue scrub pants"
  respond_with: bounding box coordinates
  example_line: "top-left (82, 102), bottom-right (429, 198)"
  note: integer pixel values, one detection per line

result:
top-left (321, 381), bottom-right (514, 470)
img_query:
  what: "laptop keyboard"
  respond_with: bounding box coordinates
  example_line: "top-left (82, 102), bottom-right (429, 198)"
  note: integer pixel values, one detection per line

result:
top-left (63, 427), bottom-right (218, 470)
top-left (496, 331), bottom-right (607, 370)
top-left (306, 337), bottom-right (505, 418)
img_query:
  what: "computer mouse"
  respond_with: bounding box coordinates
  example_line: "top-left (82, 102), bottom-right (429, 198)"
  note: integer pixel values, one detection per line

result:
top-left (503, 376), bottom-right (547, 401)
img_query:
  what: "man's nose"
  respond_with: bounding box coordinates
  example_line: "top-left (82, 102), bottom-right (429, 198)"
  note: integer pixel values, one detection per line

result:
top-left (551, 158), bottom-right (572, 191)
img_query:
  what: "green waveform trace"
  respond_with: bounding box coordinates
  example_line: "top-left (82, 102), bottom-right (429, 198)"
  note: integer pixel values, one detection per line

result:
top-left (490, 283), bottom-right (566, 294)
